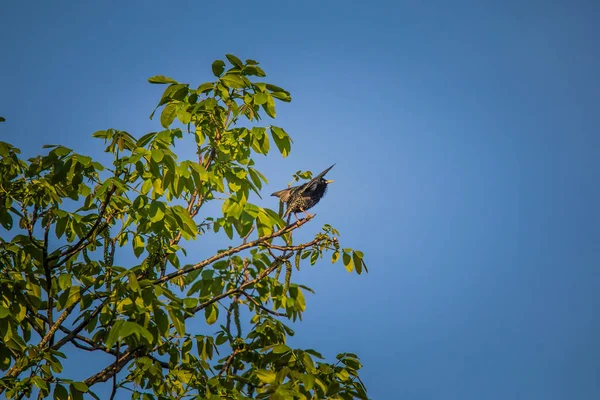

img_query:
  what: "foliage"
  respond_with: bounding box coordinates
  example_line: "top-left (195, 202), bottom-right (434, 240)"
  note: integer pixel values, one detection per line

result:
top-left (0, 55), bottom-right (368, 399)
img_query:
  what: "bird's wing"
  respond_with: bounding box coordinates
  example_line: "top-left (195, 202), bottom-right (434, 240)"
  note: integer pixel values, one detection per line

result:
top-left (301, 164), bottom-right (335, 193)
top-left (271, 187), bottom-right (295, 202)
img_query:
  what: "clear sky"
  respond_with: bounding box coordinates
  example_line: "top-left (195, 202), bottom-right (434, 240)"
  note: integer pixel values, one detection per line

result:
top-left (2, 0), bottom-right (599, 398)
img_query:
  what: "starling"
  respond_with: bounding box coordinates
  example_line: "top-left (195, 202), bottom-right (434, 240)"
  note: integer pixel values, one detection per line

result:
top-left (271, 164), bottom-right (335, 219)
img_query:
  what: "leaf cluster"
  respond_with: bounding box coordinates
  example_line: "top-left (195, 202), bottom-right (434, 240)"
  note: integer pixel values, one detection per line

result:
top-left (0, 56), bottom-right (368, 399)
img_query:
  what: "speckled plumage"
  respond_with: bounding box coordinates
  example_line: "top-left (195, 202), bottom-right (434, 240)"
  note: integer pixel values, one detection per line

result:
top-left (271, 165), bottom-right (335, 218)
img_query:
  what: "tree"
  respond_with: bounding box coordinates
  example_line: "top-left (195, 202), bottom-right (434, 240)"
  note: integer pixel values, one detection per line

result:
top-left (0, 55), bottom-right (368, 399)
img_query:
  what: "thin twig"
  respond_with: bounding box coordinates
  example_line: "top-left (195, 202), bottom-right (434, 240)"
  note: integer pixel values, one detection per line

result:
top-left (262, 237), bottom-right (322, 252)
top-left (219, 348), bottom-right (243, 377)
top-left (241, 290), bottom-right (286, 317)
top-left (242, 225), bottom-right (255, 244)
top-left (109, 342), bottom-right (119, 400)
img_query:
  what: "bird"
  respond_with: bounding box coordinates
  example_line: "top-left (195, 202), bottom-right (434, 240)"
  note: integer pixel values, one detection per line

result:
top-left (271, 164), bottom-right (335, 220)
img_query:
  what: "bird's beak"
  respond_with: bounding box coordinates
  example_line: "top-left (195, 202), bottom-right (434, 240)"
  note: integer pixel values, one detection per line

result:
top-left (326, 180), bottom-right (334, 184)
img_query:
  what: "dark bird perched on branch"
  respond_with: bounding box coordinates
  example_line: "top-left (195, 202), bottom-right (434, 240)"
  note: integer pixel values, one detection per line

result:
top-left (271, 164), bottom-right (335, 220)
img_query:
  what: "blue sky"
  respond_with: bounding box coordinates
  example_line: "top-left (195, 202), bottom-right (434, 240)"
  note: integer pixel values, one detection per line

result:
top-left (2, 0), bottom-right (600, 398)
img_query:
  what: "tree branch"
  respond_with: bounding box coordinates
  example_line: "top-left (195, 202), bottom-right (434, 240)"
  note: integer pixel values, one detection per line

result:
top-left (42, 218), bottom-right (54, 344)
top-left (241, 290), bottom-right (286, 317)
top-left (153, 216), bottom-right (313, 286)
top-left (35, 312), bottom-right (115, 356)
top-left (219, 348), bottom-right (243, 377)
top-left (52, 297), bottom-right (111, 350)
top-left (159, 148), bottom-right (217, 279)
top-left (47, 185), bottom-right (116, 264)
top-left (22, 204), bottom-right (43, 250)
top-left (4, 302), bottom-right (78, 379)
top-left (262, 237), bottom-right (322, 252)
top-left (79, 252), bottom-right (293, 390)
top-left (188, 253), bottom-right (293, 316)
top-left (83, 348), bottom-right (138, 386)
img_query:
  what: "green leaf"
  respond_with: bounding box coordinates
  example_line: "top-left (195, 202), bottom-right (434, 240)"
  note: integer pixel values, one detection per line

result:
top-left (105, 320), bottom-right (124, 349)
top-left (137, 132), bottom-right (157, 147)
top-left (58, 286), bottom-right (80, 310)
top-left (148, 75), bottom-right (178, 84)
top-left (72, 382), bottom-right (88, 393)
top-left (149, 201), bottom-right (165, 222)
top-left (222, 198), bottom-right (243, 219)
top-left (154, 309), bottom-right (169, 336)
top-left (197, 82), bottom-right (214, 93)
top-left (220, 74), bottom-right (246, 89)
top-left (55, 216), bottom-right (68, 239)
top-left (255, 369), bottom-right (276, 384)
top-left (151, 149), bottom-right (164, 163)
top-left (331, 251), bottom-right (340, 264)
top-left (0, 117), bottom-right (5, 122)
top-left (254, 92), bottom-right (268, 105)
top-left (58, 274), bottom-right (71, 291)
top-left (0, 306), bottom-right (9, 319)
top-left (0, 212), bottom-right (12, 230)
top-left (336, 368), bottom-right (350, 381)
top-left (92, 130), bottom-right (109, 139)
top-left (294, 287), bottom-right (306, 311)
top-left (266, 83), bottom-right (288, 93)
top-left (53, 383), bottom-right (68, 400)
top-left (342, 253), bottom-right (354, 273)
top-left (271, 91), bottom-right (291, 102)
top-left (270, 126), bottom-right (291, 157)
top-left (133, 235), bottom-right (145, 258)
top-left (226, 54), bottom-right (243, 68)
top-left (352, 251), bottom-right (363, 275)
top-left (128, 272), bottom-right (140, 292)
top-left (177, 107), bottom-right (192, 124)
top-left (160, 103), bottom-right (177, 128)
top-left (122, 321), bottom-right (153, 343)
top-left (168, 308), bottom-right (185, 336)
top-left (204, 303), bottom-right (218, 325)
top-left (141, 179), bottom-right (152, 195)
top-left (264, 94), bottom-right (276, 118)
top-left (69, 384), bottom-right (83, 400)
top-left (272, 344), bottom-right (291, 354)
top-left (354, 250), bottom-right (368, 273)
top-left (212, 60), bottom-right (226, 77)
